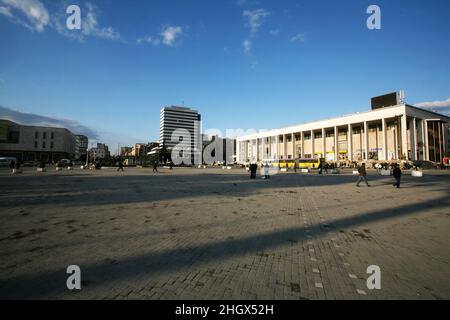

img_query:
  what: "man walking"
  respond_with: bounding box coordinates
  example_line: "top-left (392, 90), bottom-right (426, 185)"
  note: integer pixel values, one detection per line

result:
top-left (153, 160), bottom-right (158, 172)
top-left (263, 162), bottom-right (270, 180)
top-left (249, 163), bottom-right (257, 179)
top-left (117, 161), bottom-right (124, 172)
top-left (356, 163), bottom-right (370, 187)
top-left (392, 164), bottom-right (402, 188)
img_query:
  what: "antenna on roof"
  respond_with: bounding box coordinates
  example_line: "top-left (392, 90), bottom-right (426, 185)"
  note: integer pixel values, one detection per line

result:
top-left (398, 90), bottom-right (405, 104)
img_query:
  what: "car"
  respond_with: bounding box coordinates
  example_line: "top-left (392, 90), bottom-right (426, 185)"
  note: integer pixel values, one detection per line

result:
top-left (0, 157), bottom-right (17, 167)
top-left (23, 161), bottom-right (38, 167)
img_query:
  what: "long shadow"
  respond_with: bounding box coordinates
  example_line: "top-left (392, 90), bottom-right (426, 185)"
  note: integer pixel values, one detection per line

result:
top-left (1, 189), bottom-right (448, 299)
top-left (1, 171), bottom-right (448, 209)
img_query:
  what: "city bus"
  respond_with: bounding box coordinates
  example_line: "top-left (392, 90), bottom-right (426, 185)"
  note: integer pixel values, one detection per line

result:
top-left (297, 158), bottom-right (325, 169)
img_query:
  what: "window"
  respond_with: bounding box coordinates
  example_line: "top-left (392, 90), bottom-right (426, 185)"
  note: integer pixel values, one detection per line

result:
top-left (43, 132), bottom-right (47, 139)
top-left (35, 141), bottom-right (38, 148)
top-left (287, 135), bottom-right (292, 142)
top-left (295, 135), bottom-right (300, 141)
top-left (326, 131), bottom-right (334, 138)
top-left (51, 132), bottom-right (54, 139)
top-left (314, 132), bottom-right (322, 139)
top-left (35, 132), bottom-right (39, 139)
top-left (304, 134), bottom-right (311, 140)
top-left (50, 142), bottom-right (54, 149)
top-left (353, 127), bottom-right (361, 134)
top-left (42, 141), bottom-right (46, 149)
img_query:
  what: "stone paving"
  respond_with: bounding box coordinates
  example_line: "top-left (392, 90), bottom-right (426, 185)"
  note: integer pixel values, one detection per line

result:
top-left (0, 167), bottom-right (449, 300)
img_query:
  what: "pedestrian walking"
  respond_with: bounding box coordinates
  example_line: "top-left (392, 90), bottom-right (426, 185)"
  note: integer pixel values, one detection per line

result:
top-left (153, 160), bottom-right (158, 172)
top-left (169, 160), bottom-right (174, 170)
top-left (392, 164), bottom-right (402, 188)
top-left (117, 161), bottom-right (124, 172)
top-left (9, 160), bottom-right (15, 173)
top-left (263, 162), bottom-right (270, 179)
top-left (356, 163), bottom-right (370, 187)
top-left (249, 163), bottom-right (257, 179)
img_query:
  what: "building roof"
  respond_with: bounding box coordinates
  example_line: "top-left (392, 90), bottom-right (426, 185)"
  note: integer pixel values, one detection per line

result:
top-left (237, 104), bottom-right (450, 140)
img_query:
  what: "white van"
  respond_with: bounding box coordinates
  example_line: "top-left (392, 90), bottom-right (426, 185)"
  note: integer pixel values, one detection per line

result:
top-left (0, 157), bottom-right (17, 167)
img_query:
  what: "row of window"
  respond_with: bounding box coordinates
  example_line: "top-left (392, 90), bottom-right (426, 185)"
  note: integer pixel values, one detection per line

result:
top-left (35, 132), bottom-right (55, 140)
top-left (35, 141), bottom-right (54, 149)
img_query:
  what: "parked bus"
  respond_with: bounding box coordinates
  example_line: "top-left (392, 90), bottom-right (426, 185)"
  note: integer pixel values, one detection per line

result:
top-left (271, 158), bottom-right (325, 169)
top-left (296, 158), bottom-right (325, 169)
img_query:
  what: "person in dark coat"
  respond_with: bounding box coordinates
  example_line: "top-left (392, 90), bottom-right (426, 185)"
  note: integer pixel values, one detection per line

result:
top-left (153, 160), bottom-right (158, 172)
top-left (117, 161), bottom-right (124, 172)
top-left (392, 164), bottom-right (402, 188)
top-left (9, 160), bottom-right (15, 172)
top-left (249, 163), bottom-right (257, 179)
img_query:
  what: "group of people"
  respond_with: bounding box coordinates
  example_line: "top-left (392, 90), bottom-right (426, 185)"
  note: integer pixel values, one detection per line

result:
top-left (116, 159), bottom-right (173, 172)
top-left (356, 162), bottom-right (402, 188)
top-left (247, 161), bottom-right (404, 188)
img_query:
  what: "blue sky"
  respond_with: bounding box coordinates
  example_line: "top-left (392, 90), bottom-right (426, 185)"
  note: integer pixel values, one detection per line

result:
top-left (1, 0), bottom-right (450, 150)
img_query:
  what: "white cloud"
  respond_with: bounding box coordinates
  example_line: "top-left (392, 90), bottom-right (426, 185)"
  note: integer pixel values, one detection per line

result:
top-left (1, 1), bottom-right (121, 41)
top-left (243, 8), bottom-right (270, 35)
top-left (0, 5), bottom-right (12, 17)
top-left (291, 33), bottom-right (305, 42)
top-left (415, 98), bottom-right (450, 109)
top-left (0, 0), bottom-right (49, 32)
top-left (269, 28), bottom-right (280, 36)
top-left (161, 25), bottom-right (183, 46)
top-left (78, 2), bottom-right (121, 41)
top-left (137, 36), bottom-right (161, 46)
top-left (137, 25), bottom-right (183, 47)
top-left (242, 39), bottom-right (252, 54)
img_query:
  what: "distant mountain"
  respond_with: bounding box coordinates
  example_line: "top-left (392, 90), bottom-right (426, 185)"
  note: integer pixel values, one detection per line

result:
top-left (0, 105), bottom-right (99, 139)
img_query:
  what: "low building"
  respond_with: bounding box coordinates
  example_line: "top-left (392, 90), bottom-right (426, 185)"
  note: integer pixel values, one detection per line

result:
top-left (120, 146), bottom-right (132, 157)
top-left (236, 93), bottom-right (450, 164)
top-left (75, 135), bottom-right (88, 161)
top-left (89, 143), bottom-right (110, 160)
top-left (0, 119), bottom-right (76, 163)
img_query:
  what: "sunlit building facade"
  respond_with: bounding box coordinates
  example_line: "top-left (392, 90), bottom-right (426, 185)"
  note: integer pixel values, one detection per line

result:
top-left (237, 104), bottom-right (450, 164)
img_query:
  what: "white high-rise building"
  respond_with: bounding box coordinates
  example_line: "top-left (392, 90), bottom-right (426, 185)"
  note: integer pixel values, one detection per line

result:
top-left (159, 106), bottom-right (201, 164)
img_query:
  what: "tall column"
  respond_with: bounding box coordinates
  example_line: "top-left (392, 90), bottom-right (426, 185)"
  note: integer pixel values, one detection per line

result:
top-left (334, 126), bottom-right (338, 161)
top-left (364, 121), bottom-right (369, 161)
top-left (442, 123), bottom-right (447, 158)
top-left (321, 128), bottom-right (326, 159)
top-left (291, 133), bottom-right (295, 159)
top-left (236, 140), bottom-right (241, 163)
top-left (300, 132), bottom-right (305, 158)
top-left (276, 135), bottom-right (279, 160)
top-left (382, 118), bottom-right (387, 161)
top-left (438, 123), bottom-right (443, 161)
top-left (424, 121), bottom-right (429, 161)
top-left (348, 124), bottom-right (353, 161)
top-left (283, 134), bottom-right (287, 159)
top-left (311, 130), bottom-right (315, 158)
top-left (412, 117), bottom-right (417, 160)
top-left (401, 115), bottom-right (408, 160)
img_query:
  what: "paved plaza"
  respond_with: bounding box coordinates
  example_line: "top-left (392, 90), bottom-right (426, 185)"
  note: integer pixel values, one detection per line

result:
top-left (0, 167), bottom-right (449, 300)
